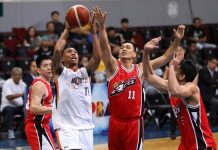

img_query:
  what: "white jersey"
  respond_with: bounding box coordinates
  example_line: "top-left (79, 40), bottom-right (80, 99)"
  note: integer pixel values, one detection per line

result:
top-left (52, 67), bottom-right (94, 130)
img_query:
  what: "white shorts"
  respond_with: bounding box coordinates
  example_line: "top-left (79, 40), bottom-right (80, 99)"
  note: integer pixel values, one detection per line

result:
top-left (42, 135), bottom-right (55, 150)
top-left (55, 128), bottom-right (93, 150)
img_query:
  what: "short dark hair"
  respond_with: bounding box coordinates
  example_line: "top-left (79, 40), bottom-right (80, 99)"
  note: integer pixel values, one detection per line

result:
top-left (192, 17), bottom-right (201, 23)
top-left (122, 41), bottom-right (137, 52)
top-left (46, 21), bottom-right (54, 28)
top-left (189, 41), bottom-right (197, 46)
top-left (62, 45), bottom-right (77, 55)
top-left (36, 55), bottom-right (51, 68)
top-left (51, 11), bottom-right (60, 17)
top-left (180, 59), bottom-right (198, 82)
top-left (121, 18), bottom-right (129, 24)
top-left (207, 57), bottom-right (218, 63)
top-left (107, 26), bottom-right (116, 32)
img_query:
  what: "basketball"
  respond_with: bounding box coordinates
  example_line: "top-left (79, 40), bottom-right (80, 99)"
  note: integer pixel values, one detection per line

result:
top-left (65, 5), bottom-right (90, 28)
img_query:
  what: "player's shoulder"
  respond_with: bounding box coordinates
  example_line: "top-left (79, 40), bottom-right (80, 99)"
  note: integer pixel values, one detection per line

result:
top-left (184, 81), bottom-right (195, 86)
top-left (32, 80), bottom-right (47, 89)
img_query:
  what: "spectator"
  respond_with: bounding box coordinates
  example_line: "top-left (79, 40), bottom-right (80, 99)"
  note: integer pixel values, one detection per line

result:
top-left (198, 57), bottom-right (218, 125)
top-left (0, 35), bottom-right (9, 58)
top-left (79, 55), bottom-right (89, 67)
top-left (185, 42), bottom-right (203, 68)
top-left (1, 67), bottom-right (26, 139)
top-left (34, 37), bottom-right (53, 60)
top-left (119, 18), bottom-right (134, 43)
top-left (23, 60), bottom-right (38, 88)
top-left (41, 21), bottom-right (59, 48)
top-left (23, 26), bottom-right (41, 54)
top-left (0, 77), bottom-right (5, 88)
top-left (68, 29), bottom-right (89, 54)
top-left (50, 10), bottom-right (64, 36)
top-left (107, 26), bottom-right (124, 46)
top-left (23, 60), bottom-right (38, 118)
top-left (188, 17), bottom-right (216, 49)
top-left (107, 26), bottom-right (124, 58)
top-left (93, 60), bottom-right (107, 83)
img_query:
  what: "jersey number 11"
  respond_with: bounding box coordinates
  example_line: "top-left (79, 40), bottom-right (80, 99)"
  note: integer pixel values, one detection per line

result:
top-left (128, 90), bottom-right (135, 100)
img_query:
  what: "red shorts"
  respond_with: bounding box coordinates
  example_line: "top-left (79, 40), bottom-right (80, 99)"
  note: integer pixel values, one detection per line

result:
top-left (178, 143), bottom-right (217, 150)
top-left (108, 117), bottom-right (144, 150)
top-left (25, 122), bottom-right (56, 150)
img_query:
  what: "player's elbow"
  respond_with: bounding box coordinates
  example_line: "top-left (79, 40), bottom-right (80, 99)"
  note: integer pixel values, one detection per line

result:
top-left (144, 75), bottom-right (154, 85)
top-left (169, 88), bottom-right (180, 97)
top-left (143, 73), bottom-right (149, 81)
top-left (169, 91), bottom-right (178, 97)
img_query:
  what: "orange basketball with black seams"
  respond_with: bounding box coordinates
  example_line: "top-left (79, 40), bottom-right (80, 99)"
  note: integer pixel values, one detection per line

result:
top-left (65, 5), bottom-right (90, 28)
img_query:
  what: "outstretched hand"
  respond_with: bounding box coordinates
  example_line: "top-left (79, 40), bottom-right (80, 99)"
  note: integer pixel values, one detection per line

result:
top-left (144, 37), bottom-right (161, 52)
top-left (64, 21), bottom-right (80, 33)
top-left (92, 6), bottom-right (107, 25)
top-left (89, 11), bottom-right (97, 34)
top-left (169, 47), bottom-right (185, 66)
top-left (173, 25), bottom-right (185, 40)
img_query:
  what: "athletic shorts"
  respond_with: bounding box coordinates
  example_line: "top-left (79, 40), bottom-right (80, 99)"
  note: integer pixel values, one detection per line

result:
top-left (25, 122), bottom-right (56, 150)
top-left (108, 117), bottom-right (144, 150)
top-left (55, 128), bottom-right (93, 150)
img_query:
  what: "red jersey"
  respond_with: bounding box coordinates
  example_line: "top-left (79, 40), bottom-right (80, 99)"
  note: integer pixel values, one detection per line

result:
top-left (107, 62), bottom-right (144, 120)
top-left (170, 95), bottom-right (216, 150)
top-left (25, 78), bottom-right (53, 124)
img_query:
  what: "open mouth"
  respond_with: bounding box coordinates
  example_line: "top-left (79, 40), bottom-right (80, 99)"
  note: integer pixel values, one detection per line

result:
top-left (71, 57), bottom-right (77, 61)
top-left (121, 52), bottom-right (127, 55)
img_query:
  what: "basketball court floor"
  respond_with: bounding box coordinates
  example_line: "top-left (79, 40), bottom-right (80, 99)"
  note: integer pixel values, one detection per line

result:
top-left (0, 133), bottom-right (217, 150)
top-left (94, 133), bottom-right (218, 150)
top-left (0, 123), bottom-right (217, 150)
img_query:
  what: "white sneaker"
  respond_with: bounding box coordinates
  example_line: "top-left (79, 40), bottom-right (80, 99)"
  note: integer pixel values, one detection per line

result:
top-left (8, 129), bottom-right (15, 139)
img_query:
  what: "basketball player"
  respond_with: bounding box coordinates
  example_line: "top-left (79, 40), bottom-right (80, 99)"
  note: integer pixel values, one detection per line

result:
top-left (93, 6), bottom-right (185, 149)
top-left (25, 55), bottom-right (56, 150)
top-left (143, 38), bottom-right (217, 149)
top-left (51, 15), bottom-right (101, 149)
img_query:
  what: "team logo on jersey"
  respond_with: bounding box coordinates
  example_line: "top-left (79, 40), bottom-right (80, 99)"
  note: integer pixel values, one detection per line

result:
top-left (69, 77), bottom-right (88, 89)
top-left (71, 77), bottom-right (87, 85)
top-left (172, 103), bottom-right (181, 119)
top-left (110, 76), bottom-right (136, 96)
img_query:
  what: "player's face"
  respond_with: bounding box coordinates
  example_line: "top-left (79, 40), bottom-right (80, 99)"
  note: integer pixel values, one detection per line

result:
top-left (63, 48), bottom-right (79, 67)
top-left (119, 43), bottom-right (136, 60)
top-left (174, 65), bottom-right (185, 82)
top-left (38, 59), bottom-right (52, 79)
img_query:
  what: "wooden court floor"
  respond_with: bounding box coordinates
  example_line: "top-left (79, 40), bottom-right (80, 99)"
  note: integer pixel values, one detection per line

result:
top-left (94, 133), bottom-right (218, 150)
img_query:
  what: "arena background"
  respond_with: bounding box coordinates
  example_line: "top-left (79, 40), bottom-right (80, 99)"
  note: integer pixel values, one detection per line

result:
top-left (0, 0), bottom-right (218, 32)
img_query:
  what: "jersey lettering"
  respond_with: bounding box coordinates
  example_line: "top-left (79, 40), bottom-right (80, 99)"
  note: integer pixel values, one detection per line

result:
top-left (110, 77), bottom-right (136, 96)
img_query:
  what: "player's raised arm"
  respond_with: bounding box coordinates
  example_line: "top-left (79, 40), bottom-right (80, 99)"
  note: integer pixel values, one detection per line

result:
top-left (143, 38), bottom-right (168, 92)
top-left (52, 24), bottom-right (69, 77)
top-left (150, 25), bottom-right (185, 69)
top-left (168, 51), bottom-right (198, 99)
top-left (93, 6), bottom-right (117, 78)
top-left (85, 13), bottom-right (101, 76)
